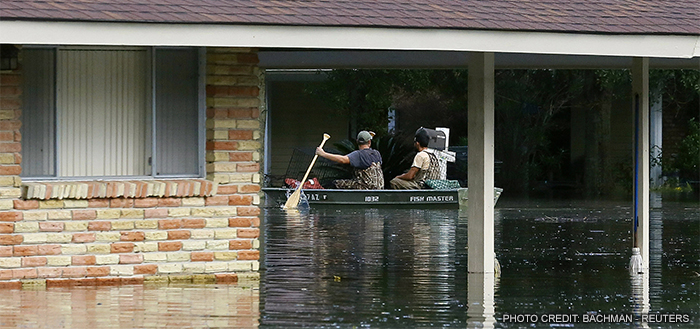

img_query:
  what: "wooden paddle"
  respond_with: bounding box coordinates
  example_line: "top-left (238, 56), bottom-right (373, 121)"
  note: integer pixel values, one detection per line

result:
top-left (283, 133), bottom-right (331, 209)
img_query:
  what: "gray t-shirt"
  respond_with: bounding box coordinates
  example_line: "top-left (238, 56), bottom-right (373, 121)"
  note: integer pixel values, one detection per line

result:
top-left (347, 148), bottom-right (382, 170)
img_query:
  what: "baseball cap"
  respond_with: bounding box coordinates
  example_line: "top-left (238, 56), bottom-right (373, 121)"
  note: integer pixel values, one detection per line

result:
top-left (357, 130), bottom-right (375, 144)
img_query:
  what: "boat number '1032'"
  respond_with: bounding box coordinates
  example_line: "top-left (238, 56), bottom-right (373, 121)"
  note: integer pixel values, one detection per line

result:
top-left (364, 196), bottom-right (379, 202)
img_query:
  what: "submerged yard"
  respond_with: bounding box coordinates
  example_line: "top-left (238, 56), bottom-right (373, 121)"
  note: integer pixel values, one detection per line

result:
top-left (1, 194), bottom-right (697, 328)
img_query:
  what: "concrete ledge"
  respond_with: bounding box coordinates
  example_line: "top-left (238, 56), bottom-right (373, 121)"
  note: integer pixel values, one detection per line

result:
top-left (21, 179), bottom-right (218, 200)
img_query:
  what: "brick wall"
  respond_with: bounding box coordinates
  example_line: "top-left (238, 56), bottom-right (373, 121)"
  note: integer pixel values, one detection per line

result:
top-left (0, 46), bottom-right (263, 289)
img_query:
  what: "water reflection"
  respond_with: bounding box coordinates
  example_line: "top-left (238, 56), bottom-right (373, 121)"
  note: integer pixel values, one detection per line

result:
top-left (0, 284), bottom-right (260, 328)
top-left (1, 197), bottom-right (696, 328)
top-left (262, 207), bottom-right (469, 327)
top-left (467, 273), bottom-right (498, 329)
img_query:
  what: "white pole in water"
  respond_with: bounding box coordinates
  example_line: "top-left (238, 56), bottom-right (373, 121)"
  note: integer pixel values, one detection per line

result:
top-left (467, 52), bottom-right (496, 274)
top-left (630, 57), bottom-right (649, 274)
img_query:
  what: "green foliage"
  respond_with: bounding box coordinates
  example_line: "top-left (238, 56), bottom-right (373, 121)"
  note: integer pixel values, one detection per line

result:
top-left (332, 134), bottom-right (415, 187)
top-left (306, 69), bottom-right (435, 134)
top-left (666, 118), bottom-right (700, 182)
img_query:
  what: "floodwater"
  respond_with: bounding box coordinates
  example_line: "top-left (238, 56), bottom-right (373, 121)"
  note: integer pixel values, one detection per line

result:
top-left (0, 194), bottom-right (697, 328)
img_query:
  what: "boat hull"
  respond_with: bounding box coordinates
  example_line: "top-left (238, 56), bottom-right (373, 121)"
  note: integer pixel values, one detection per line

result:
top-left (262, 187), bottom-right (502, 208)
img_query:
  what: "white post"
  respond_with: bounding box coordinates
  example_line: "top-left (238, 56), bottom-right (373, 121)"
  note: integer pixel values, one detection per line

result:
top-left (650, 89), bottom-right (663, 187)
top-left (467, 273), bottom-right (496, 328)
top-left (468, 52), bottom-right (495, 273)
top-left (631, 57), bottom-right (650, 273)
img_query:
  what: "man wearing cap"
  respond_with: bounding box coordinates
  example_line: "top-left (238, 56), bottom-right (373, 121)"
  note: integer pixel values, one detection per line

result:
top-left (390, 127), bottom-right (441, 189)
top-left (316, 131), bottom-right (384, 189)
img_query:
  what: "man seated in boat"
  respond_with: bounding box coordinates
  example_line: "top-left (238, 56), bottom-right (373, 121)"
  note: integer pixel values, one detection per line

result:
top-left (315, 130), bottom-right (384, 189)
top-left (390, 127), bottom-right (441, 189)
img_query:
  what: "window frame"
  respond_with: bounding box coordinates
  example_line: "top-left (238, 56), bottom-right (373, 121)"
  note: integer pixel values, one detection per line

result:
top-left (20, 46), bottom-right (206, 181)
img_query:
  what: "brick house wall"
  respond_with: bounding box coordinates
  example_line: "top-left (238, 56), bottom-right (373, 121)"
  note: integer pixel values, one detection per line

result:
top-left (0, 46), bottom-right (264, 289)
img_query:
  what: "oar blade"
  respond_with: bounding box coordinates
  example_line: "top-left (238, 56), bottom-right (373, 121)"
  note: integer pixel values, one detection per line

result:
top-left (283, 188), bottom-right (302, 209)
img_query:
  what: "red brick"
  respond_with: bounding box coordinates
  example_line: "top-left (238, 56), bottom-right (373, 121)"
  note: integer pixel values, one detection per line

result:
top-left (0, 246), bottom-right (12, 257)
top-left (120, 231), bottom-right (145, 241)
top-left (134, 198), bottom-right (159, 208)
top-left (38, 244), bottom-right (61, 255)
top-left (22, 257), bottom-right (47, 267)
top-left (39, 222), bottom-right (64, 232)
top-left (144, 208), bottom-right (168, 218)
top-left (158, 219), bottom-right (181, 230)
top-left (72, 233), bottom-right (96, 243)
top-left (110, 198), bottom-right (133, 208)
top-left (0, 143), bottom-right (20, 153)
top-left (230, 108), bottom-right (257, 119)
top-left (205, 195), bottom-right (229, 206)
top-left (0, 165), bottom-right (20, 175)
top-left (167, 230), bottom-right (191, 240)
top-left (37, 267), bottom-right (62, 278)
top-left (229, 130), bottom-right (253, 140)
top-left (0, 74), bottom-right (22, 85)
top-left (110, 242), bottom-right (134, 253)
top-left (229, 240), bottom-right (253, 250)
top-left (13, 152), bottom-right (21, 164)
top-left (134, 264), bottom-right (157, 275)
top-left (229, 195), bottom-right (253, 206)
top-left (206, 108), bottom-right (229, 118)
top-left (229, 152), bottom-right (253, 162)
top-left (88, 221), bottom-right (111, 231)
top-left (0, 222), bottom-right (13, 233)
top-left (239, 184), bottom-right (260, 193)
top-left (215, 273), bottom-right (238, 283)
top-left (191, 252), bottom-right (214, 262)
top-left (0, 269), bottom-right (12, 280)
top-left (158, 241), bottom-right (182, 251)
top-left (0, 282), bottom-right (22, 289)
top-left (0, 211), bottom-right (22, 222)
top-left (87, 199), bottom-right (110, 208)
top-left (237, 207), bottom-right (260, 216)
top-left (0, 235), bottom-right (22, 245)
top-left (86, 266), bottom-right (110, 277)
top-left (95, 277), bottom-right (121, 286)
top-left (46, 279), bottom-right (75, 288)
top-left (62, 267), bottom-right (87, 278)
top-left (119, 254), bottom-right (143, 264)
top-left (13, 245), bottom-right (37, 256)
top-left (157, 198), bottom-right (181, 207)
top-left (13, 200), bottom-right (38, 210)
top-left (72, 255), bottom-right (96, 266)
top-left (182, 218), bottom-right (206, 229)
top-left (217, 185), bottom-right (238, 195)
top-left (0, 131), bottom-right (13, 141)
top-left (72, 278), bottom-right (96, 286)
top-left (0, 121), bottom-right (20, 130)
top-left (121, 277), bottom-right (144, 285)
top-left (237, 163), bottom-right (259, 172)
top-left (228, 217), bottom-right (251, 227)
top-left (206, 141), bottom-right (238, 151)
top-left (237, 228), bottom-right (260, 238)
top-left (251, 217), bottom-right (260, 227)
top-left (12, 268), bottom-right (37, 279)
top-left (72, 210), bottom-right (97, 220)
top-left (237, 250), bottom-right (259, 260)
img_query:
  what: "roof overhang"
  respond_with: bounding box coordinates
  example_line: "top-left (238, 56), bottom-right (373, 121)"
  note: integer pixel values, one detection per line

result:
top-left (2, 20), bottom-right (699, 68)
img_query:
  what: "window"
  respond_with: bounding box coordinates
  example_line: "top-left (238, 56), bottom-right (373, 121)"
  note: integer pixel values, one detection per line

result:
top-left (21, 47), bottom-right (203, 179)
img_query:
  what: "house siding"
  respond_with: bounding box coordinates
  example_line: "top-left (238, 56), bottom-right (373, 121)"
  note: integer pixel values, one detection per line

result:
top-left (0, 46), bottom-right (263, 289)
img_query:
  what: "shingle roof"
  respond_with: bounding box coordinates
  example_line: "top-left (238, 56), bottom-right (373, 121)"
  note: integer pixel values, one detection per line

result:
top-left (1, 0), bottom-right (698, 35)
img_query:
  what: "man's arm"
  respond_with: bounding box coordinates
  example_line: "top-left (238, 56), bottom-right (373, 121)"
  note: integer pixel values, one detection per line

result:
top-left (316, 147), bottom-right (350, 164)
top-left (395, 167), bottom-right (419, 181)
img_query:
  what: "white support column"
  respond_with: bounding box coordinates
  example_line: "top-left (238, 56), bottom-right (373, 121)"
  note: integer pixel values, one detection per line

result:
top-left (467, 273), bottom-right (496, 328)
top-left (467, 52), bottom-right (495, 273)
top-left (631, 57), bottom-right (650, 272)
top-left (650, 88), bottom-right (663, 187)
